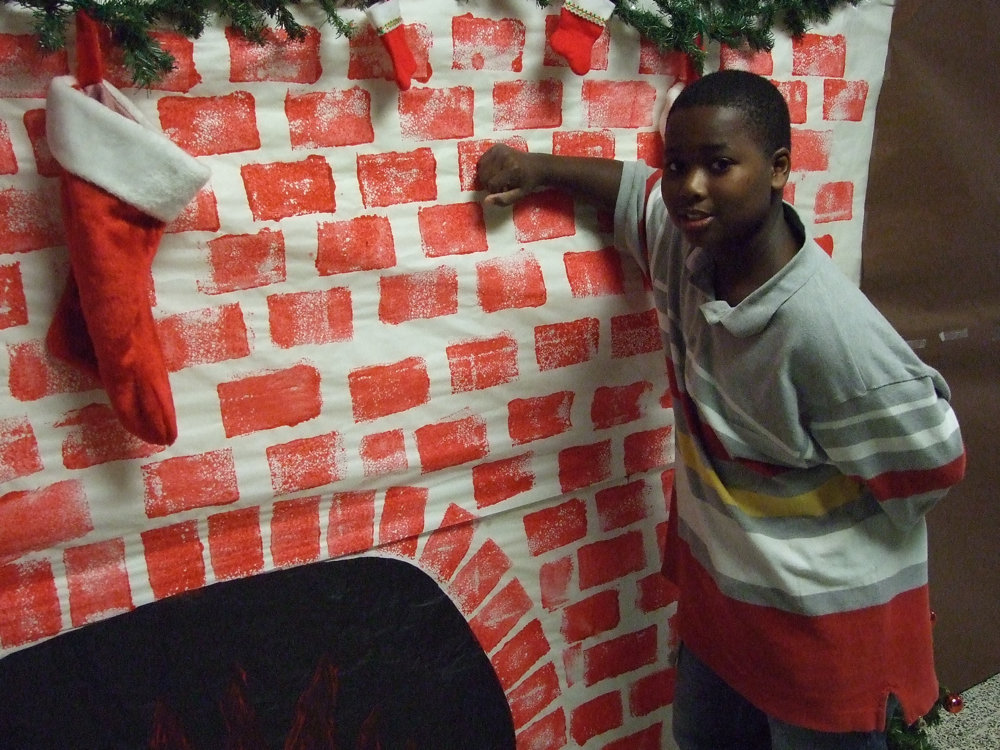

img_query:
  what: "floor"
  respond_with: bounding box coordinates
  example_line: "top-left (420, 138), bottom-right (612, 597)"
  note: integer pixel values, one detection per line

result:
top-left (926, 672), bottom-right (1000, 749)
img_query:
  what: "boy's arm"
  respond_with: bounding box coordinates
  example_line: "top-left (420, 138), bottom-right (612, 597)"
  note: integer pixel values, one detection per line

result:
top-left (477, 144), bottom-right (624, 210)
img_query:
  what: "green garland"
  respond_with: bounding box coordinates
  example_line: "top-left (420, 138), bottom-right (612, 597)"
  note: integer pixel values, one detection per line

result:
top-left (3, 0), bottom-right (861, 86)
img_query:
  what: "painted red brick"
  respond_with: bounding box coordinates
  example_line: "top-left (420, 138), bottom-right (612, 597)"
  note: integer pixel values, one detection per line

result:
top-left (0, 119), bottom-right (17, 174)
top-left (418, 201), bottom-right (488, 257)
top-left (449, 538), bottom-right (511, 613)
top-left (516, 708), bottom-right (567, 750)
top-left (815, 234), bottom-right (835, 257)
top-left (452, 13), bottom-right (525, 72)
top-left (564, 247), bottom-right (625, 297)
top-left (469, 578), bottom-right (534, 652)
top-left (0, 33), bottom-right (68, 98)
top-left (562, 589), bottom-right (620, 644)
top-left (357, 147), bottom-right (437, 208)
top-left (456, 137), bottom-right (528, 191)
top-left (591, 381), bottom-right (650, 429)
top-left (784, 181), bottom-right (797, 206)
top-left (447, 332), bottom-right (518, 393)
top-left (596, 480), bottom-right (650, 532)
top-left (583, 80), bottom-right (657, 129)
top-left (418, 503), bottom-right (476, 581)
top-left (563, 642), bottom-right (584, 687)
top-left (242, 154), bottom-right (335, 222)
top-left (348, 356), bottom-right (430, 422)
top-left (57, 403), bottom-right (164, 469)
top-left (491, 618), bottom-right (550, 691)
top-left (534, 317), bottom-right (600, 371)
top-left (611, 308), bottom-right (661, 358)
top-left (638, 42), bottom-right (691, 77)
top-left (720, 44), bottom-right (774, 75)
top-left (815, 181), bottom-right (854, 223)
top-left (637, 571), bottom-right (679, 614)
top-left (625, 425), bottom-right (674, 475)
top-left (226, 25), bottom-right (321, 83)
top-left (266, 430), bottom-right (343, 494)
top-left (791, 128), bottom-right (833, 172)
top-left (493, 80), bottom-right (563, 130)
top-left (792, 33), bottom-right (847, 77)
top-left (142, 449), bottom-right (240, 518)
top-left (378, 265), bottom-right (458, 325)
top-left (0, 559), bottom-right (60, 647)
top-left (207, 506), bottom-right (264, 581)
top-left (0, 185), bottom-right (63, 254)
top-left (317, 214), bottom-right (396, 275)
top-left (360, 428), bottom-right (408, 476)
top-left (631, 667), bottom-right (677, 716)
top-left (584, 625), bottom-right (658, 686)
top-left (472, 452), bottom-right (534, 508)
top-left (157, 303), bottom-right (250, 371)
top-left (579, 530), bottom-right (646, 590)
top-left (218, 364), bottom-right (322, 437)
top-left (103, 31), bottom-right (199, 92)
top-left (200, 228), bottom-right (286, 295)
top-left (773, 79), bottom-right (809, 124)
top-left (0, 479), bottom-right (91, 561)
top-left (508, 391), bottom-right (574, 446)
top-left (476, 252), bottom-right (547, 314)
top-left (22, 108), bottom-right (58, 177)
top-left (64, 538), bottom-right (133, 627)
top-left (824, 78), bottom-right (870, 121)
top-left (327, 491), bottom-right (376, 558)
top-left (158, 91), bottom-right (260, 156)
top-left (544, 13), bottom-right (608, 72)
top-left (637, 131), bottom-right (664, 169)
top-left (415, 413), bottom-right (489, 473)
top-left (604, 722), bottom-right (663, 750)
top-left (379, 485), bottom-right (428, 557)
top-left (269, 496), bottom-right (321, 568)
top-left (348, 24), bottom-right (432, 86)
top-left (286, 87), bottom-right (374, 149)
top-left (506, 661), bottom-right (561, 730)
top-left (552, 130), bottom-right (615, 159)
top-left (166, 187), bottom-right (220, 233)
top-left (7, 339), bottom-right (98, 401)
top-left (267, 287), bottom-right (353, 349)
top-left (140, 520), bottom-right (206, 599)
top-left (539, 555), bottom-right (573, 611)
top-left (400, 86), bottom-right (475, 141)
top-left (523, 497), bottom-right (588, 557)
top-left (570, 690), bottom-right (624, 745)
top-left (558, 440), bottom-right (611, 493)
top-left (513, 189), bottom-right (576, 243)
top-left (0, 415), bottom-right (41, 483)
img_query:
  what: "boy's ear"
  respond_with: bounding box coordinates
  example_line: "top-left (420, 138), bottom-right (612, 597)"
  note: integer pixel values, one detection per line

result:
top-left (771, 147), bottom-right (791, 190)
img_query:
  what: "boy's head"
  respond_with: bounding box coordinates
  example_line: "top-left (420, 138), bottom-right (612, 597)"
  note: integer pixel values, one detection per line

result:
top-left (669, 69), bottom-right (791, 156)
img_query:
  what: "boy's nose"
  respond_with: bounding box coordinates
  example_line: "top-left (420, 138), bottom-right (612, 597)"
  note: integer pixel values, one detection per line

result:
top-left (680, 168), bottom-right (708, 198)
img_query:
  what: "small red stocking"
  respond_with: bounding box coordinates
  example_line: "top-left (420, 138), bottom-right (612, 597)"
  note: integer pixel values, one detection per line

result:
top-left (44, 13), bottom-right (209, 445)
top-left (550, 0), bottom-right (616, 75)
top-left (366, 0), bottom-right (417, 90)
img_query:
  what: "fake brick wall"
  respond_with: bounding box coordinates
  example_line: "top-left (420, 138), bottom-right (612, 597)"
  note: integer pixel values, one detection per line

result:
top-left (0, 2), bottom-right (894, 748)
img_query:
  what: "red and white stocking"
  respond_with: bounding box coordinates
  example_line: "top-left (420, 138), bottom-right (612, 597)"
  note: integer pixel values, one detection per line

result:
top-left (550, 0), bottom-right (616, 75)
top-left (366, 0), bottom-right (417, 90)
top-left (44, 13), bottom-right (209, 445)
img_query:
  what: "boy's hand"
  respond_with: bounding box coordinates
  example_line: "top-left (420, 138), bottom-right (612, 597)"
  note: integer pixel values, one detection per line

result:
top-left (477, 144), bottom-right (545, 207)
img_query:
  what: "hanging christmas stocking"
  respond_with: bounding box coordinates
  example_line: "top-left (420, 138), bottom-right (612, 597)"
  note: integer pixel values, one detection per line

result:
top-left (550, 0), bottom-right (616, 75)
top-left (365, 0), bottom-right (417, 90)
top-left (44, 12), bottom-right (210, 445)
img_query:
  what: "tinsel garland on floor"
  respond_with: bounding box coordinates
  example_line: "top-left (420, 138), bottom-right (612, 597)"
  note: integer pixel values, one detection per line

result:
top-left (4, 0), bottom-right (861, 86)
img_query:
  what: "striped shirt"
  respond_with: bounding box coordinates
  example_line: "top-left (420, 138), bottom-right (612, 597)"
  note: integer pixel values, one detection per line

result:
top-left (614, 162), bottom-right (966, 732)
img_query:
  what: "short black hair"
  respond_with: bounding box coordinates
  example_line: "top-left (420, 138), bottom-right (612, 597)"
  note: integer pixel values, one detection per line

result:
top-left (669, 69), bottom-right (791, 155)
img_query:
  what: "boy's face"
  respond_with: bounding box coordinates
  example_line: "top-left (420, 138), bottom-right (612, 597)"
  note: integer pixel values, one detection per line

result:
top-left (660, 104), bottom-right (789, 256)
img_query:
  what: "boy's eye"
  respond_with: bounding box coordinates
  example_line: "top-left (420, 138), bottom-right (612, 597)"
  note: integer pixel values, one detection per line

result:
top-left (710, 159), bottom-right (734, 173)
top-left (665, 160), bottom-right (683, 174)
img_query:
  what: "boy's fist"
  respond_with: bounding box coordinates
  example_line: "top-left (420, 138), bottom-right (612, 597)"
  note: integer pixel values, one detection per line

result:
top-left (477, 144), bottom-right (544, 207)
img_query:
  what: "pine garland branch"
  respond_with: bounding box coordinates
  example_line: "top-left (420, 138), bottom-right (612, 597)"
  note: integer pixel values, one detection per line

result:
top-left (4, 0), bottom-right (863, 86)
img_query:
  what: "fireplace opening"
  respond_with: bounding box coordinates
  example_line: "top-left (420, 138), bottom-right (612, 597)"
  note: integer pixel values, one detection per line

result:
top-left (0, 556), bottom-right (516, 749)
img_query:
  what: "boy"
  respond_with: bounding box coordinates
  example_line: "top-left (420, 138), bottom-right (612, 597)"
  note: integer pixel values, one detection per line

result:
top-left (477, 70), bottom-right (965, 749)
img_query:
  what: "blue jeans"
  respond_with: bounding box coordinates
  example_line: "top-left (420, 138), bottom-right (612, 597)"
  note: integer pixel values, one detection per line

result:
top-left (672, 645), bottom-right (890, 750)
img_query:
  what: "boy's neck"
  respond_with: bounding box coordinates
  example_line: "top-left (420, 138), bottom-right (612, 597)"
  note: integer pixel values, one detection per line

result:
top-left (712, 201), bottom-right (800, 307)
